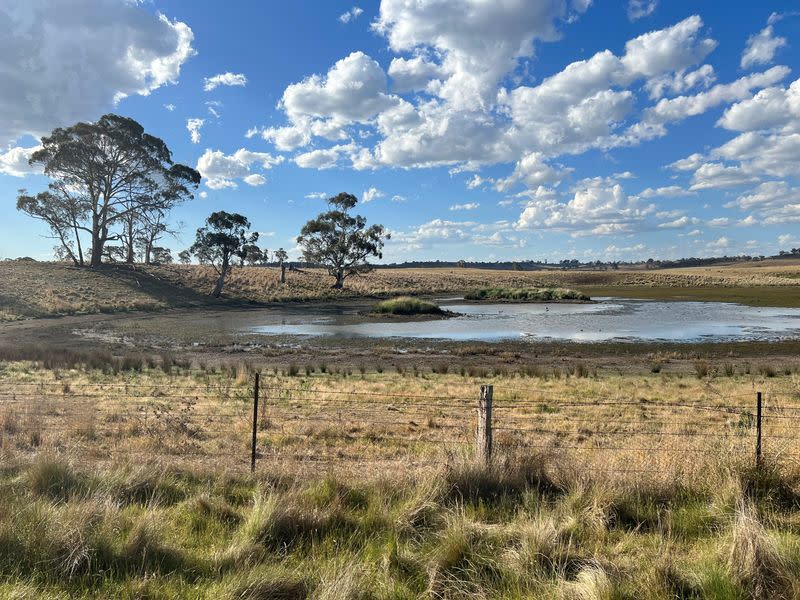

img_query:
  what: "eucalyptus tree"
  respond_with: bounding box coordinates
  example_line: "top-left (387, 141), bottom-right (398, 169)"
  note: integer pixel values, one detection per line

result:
top-left (296, 193), bottom-right (388, 289)
top-left (17, 114), bottom-right (200, 266)
top-left (190, 211), bottom-right (258, 298)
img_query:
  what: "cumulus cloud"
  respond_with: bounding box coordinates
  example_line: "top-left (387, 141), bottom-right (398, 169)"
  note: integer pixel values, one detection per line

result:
top-left (450, 202), bottom-right (480, 211)
top-left (373, 0), bottom-right (570, 109)
top-left (689, 163), bottom-right (759, 190)
top-left (203, 72), bottom-right (247, 92)
top-left (243, 174), bottom-right (266, 186)
top-left (717, 79), bottom-right (800, 132)
top-left (281, 52), bottom-right (399, 124)
top-left (515, 178), bottom-right (654, 236)
top-left (196, 148), bottom-right (284, 189)
top-left (293, 143), bottom-right (355, 170)
top-left (627, 0), bottom-right (658, 21)
top-left (0, 0), bottom-right (194, 146)
top-left (304, 192), bottom-right (327, 199)
top-left (338, 6), bottom-right (363, 24)
top-left (741, 25), bottom-right (787, 69)
top-left (186, 118), bottom-right (204, 144)
top-left (727, 181), bottom-right (800, 224)
top-left (388, 55), bottom-right (445, 93)
top-left (362, 186), bottom-right (385, 203)
top-left (0, 144), bottom-right (43, 177)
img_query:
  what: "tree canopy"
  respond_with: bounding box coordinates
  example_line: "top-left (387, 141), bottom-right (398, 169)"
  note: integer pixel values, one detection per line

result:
top-left (17, 114), bottom-right (199, 267)
top-left (190, 211), bottom-right (257, 297)
top-left (296, 192), bottom-right (388, 288)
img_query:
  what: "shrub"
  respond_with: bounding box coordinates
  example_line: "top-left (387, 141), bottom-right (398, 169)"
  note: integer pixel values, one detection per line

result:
top-left (373, 296), bottom-right (444, 315)
top-left (464, 287), bottom-right (590, 302)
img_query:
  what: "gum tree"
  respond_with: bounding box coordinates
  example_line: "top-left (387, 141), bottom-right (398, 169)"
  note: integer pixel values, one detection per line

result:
top-left (17, 114), bottom-right (200, 267)
top-left (296, 193), bottom-right (388, 289)
top-left (190, 211), bottom-right (257, 298)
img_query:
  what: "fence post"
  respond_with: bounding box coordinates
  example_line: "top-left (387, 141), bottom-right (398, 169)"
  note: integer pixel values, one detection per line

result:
top-left (251, 372), bottom-right (260, 473)
top-left (755, 391), bottom-right (762, 470)
top-left (476, 384), bottom-right (493, 465)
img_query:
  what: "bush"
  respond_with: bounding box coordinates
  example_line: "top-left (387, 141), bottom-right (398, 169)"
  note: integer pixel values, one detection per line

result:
top-left (464, 287), bottom-right (590, 302)
top-left (373, 296), bottom-right (444, 315)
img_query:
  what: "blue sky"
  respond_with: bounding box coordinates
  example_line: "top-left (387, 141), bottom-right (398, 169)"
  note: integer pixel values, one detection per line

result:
top-left (2, 0), bottom-right (800, 263)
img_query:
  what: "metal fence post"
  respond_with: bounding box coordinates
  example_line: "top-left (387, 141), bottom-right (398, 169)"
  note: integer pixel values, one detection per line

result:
top-left (756, 391), bottom-right (762, 470)
top-left (476, 384), bottom-right (493, 465)
top-left (251, 372), bottom-right (260, 473)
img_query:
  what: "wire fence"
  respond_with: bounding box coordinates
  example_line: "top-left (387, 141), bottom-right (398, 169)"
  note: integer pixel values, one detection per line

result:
top-left (0, 374), bottom-right (798, 478)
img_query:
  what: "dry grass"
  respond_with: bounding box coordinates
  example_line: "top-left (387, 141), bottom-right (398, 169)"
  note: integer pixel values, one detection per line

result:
top-left (1, 359), bottom-right (800, 597)
top-left (3, 261), bottom-right (800, 321)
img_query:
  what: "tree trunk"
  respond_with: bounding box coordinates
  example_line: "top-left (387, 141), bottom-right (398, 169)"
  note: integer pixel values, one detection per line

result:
top-left (332, 270), bottom-right (344, 289)
top-left (125, 218), bottom-right (135, 263)
top-left (90, 213), bottom-right (103, 267)
top-left (211, 259), bottom-right (229, 298)
top-left (280, 264), bottom-right (286, 284)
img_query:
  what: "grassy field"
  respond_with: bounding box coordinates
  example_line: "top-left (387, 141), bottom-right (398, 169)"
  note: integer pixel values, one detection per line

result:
top-left (3, 260), bottom-right (800, 320)
top-left (1, 355), bottom-right (800, 597)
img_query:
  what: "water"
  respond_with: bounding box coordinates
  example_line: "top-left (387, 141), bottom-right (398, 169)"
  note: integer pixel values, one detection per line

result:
top-left (249, 298), bottom-right (800, 343)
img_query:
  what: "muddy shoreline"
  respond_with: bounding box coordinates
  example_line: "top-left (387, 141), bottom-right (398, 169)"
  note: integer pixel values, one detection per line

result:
top-left (2, 301), bottom-right (800, 376)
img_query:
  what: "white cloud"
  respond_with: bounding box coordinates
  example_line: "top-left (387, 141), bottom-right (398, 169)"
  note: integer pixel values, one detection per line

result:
top-left (632, 66), bottom-right (790, 140)
top-left (362, 187), bottom-right (385, 203)
top-left (515, 178), bottom-right (653, 236)
top-left (0, 0), bottom-right (194, 146)
top-left (717, 79), bottom-right (800, 132)
top-left (689, 163), bottom-right (759, 190)
top-left (164, 103), bottom-right (176, 111)
top-left (0, 144), bottom-right (43, 177)
top-left (620, 16), bottom-right (716, 78)
top-left (304, 192), bottom-right (327, 199)
top-left (627, 0), bottom-right (658, 21)
top-left (388, 55), bottom-right (445, 93)
top-left (741, 25), bottom-right (787, 69)
top-left (707, 236), bottom-right (732, 250)
top-left (374, 0), bottom-right (569, 109)
top-left (636, 185), bottom-right (692, 199)
top-left (196, 148), bottom-right (284, 189)
top-left (644, 64), bottom-right (715, 100)
top-left (281, 52), bottom-right (399, 124)
top-left (713, 131), bottom-right (800, 179)
top-left (668, 153), bottom-right (705, 172)
top-left (186, 118), bottom-right (204, 144)
top-left (391, 194), bottom-right (407, 203)
top-left (728, 181), bottom-right (800, 224)
top-left (450, 202), bottom-right (480, 211)
top-left (779, 233), bottom-right (800, 248)
top-left (293, 143), bottom-right (354, 170)
top-left (338, 6), bottom-right (363, 24)
top-left (243, 174), bottom-right (266, 186)
top-left (203, 72), bottom-right (247, 92)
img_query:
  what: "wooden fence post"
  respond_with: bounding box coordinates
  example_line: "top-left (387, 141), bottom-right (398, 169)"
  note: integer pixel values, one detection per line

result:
top-left (251, 372), bottom-right (260, 473)
top-left (476, 384), bottom-right (493, 465)
top-left (756, 391), bottom-right (762, 470)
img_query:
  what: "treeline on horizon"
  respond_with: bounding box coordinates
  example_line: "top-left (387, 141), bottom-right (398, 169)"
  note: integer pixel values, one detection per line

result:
top-left (5, 251), bottom-right (800, 271)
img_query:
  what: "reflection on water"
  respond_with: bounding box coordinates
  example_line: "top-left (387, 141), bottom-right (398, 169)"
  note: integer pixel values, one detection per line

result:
top-left (250, 298), bottom-right (800, 343)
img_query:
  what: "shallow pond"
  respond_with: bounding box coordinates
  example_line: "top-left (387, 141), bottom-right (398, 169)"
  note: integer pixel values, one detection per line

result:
top-left (249, 298), bottom-right (800, 343)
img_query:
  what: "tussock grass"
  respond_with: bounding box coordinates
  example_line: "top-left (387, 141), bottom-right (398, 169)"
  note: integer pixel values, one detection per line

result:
top-left (0, 453), bottom-right (799, 597)
top-left (373, 296), bottom-right (444, 315)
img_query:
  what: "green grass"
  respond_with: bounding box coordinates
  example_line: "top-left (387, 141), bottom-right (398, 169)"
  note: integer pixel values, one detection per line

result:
top-left (582, 285), bottom-right (800, 308)
top-left (465, 286), bottom-right (591, 302)
top-left (2, 453), bottom-right (800, 598)
top-left (372, 296), bottom-right (445, 315)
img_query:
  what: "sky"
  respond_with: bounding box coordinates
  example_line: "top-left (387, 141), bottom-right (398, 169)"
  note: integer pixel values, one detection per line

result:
top-left (1, 0), bottom-right (800, 264)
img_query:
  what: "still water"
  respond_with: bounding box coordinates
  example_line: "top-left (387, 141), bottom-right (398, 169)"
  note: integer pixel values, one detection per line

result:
top-left (250, 298), bottom-right (800, 343)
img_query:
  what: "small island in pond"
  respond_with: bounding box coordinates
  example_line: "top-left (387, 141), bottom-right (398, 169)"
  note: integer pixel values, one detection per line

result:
top-left (465, 287), bottom-right (592, 302)
top-left (372, 296), bottom-right (450, 317)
